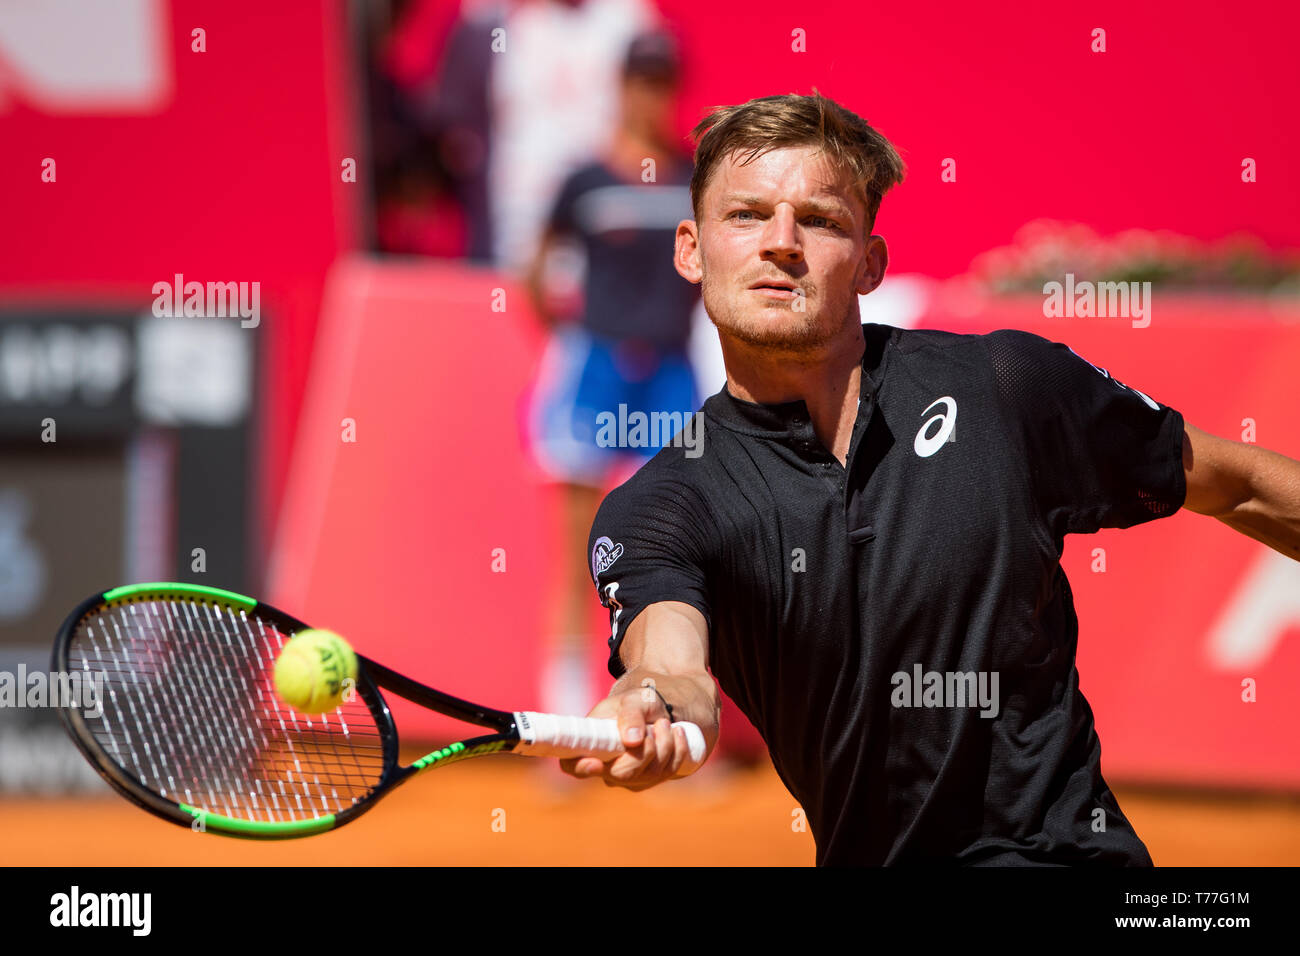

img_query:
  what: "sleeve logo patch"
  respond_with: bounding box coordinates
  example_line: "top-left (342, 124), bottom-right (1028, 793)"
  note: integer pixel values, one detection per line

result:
top-left (1067, 346), bottom-right (1161, 411)
top-left (591, 536), bottom-right (624, 579)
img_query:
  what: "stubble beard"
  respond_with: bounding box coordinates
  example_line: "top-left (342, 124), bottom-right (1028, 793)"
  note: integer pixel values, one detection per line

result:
top-left (700, 252), bottom-right (850, 354)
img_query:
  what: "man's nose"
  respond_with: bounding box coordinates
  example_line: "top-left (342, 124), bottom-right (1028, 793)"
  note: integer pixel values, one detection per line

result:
top-left (761, 207), bottom-right (802, 262)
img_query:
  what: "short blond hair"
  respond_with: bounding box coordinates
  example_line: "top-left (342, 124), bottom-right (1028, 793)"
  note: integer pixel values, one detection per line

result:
top-left (689, 90), bottom-right (906, 233)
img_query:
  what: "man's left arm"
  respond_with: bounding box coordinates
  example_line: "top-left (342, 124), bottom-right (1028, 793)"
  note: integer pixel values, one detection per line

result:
top-left (1181, 423), bottom-right (1300, 561)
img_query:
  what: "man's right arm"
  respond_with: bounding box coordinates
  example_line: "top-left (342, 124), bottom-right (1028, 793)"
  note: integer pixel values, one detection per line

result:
top-left (527, 171), bottom-right (583, 327)
top-left (561, 600), bottom-right (719, 790)
top-left (525, 225), bottom-right (560, 328)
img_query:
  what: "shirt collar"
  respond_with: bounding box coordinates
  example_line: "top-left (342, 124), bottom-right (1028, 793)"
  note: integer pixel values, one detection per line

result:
top-left (704, 322), bottom-right (896, 436)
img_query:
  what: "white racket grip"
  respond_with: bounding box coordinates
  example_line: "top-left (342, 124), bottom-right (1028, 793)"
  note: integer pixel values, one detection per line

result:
top-left (513, 711), bottom-right (707, 773)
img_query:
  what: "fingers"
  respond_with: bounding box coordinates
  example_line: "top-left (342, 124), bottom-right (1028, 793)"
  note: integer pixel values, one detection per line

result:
top-left (617, 693), bottom-right (647, 748)
top-left (561, 756), bottom-right (606, 778)
top-left (651, 717), bottom-right (677, 778)
top-left (559, 688), bottom-right (699, 788)
top-left (557, 699), bottom-right (651, 781)
top-left (600, 717), bottom-right (677, 790)
top-left (666, 723), bottom-right (688, 777)
top-left (559, 695), bottom-right (628, 780)
top-left (560, 721), bottom-right (689, 788)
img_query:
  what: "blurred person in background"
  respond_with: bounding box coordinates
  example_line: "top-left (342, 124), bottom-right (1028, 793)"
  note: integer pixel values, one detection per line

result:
top-left (525, 30), bottom-right (699, 725)
top-left (369, 0), bottom-right (656, 267)
top-left (491, 0), bottom-right (657, 273)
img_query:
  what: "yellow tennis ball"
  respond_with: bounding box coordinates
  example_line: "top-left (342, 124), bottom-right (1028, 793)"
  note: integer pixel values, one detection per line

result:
top-left (273, 629), bottom-right (358, 713)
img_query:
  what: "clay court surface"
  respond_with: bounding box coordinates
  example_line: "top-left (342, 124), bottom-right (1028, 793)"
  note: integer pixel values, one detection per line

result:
top-left (3, 754), bottom-right (1298, 866)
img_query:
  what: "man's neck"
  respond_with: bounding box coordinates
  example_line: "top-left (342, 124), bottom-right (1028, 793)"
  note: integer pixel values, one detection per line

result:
top-left (722, 321), bottom-right (865, 466)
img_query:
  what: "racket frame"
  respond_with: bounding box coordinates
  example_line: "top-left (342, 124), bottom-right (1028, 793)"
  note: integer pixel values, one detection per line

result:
top-left (53, 582), bottom-right (532, 840)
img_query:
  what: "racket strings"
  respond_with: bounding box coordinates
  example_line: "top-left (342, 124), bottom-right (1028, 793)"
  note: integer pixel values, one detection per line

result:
top-left (68, 598), bottom-right (387, 823)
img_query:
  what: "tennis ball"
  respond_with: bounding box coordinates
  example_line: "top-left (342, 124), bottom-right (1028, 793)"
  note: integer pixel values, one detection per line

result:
top-left (273, 629), bottom-right (358, 713)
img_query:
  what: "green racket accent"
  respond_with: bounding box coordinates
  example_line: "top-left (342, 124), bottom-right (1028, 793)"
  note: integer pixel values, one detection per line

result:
top-left (413, 739), bottom-right (510, 772)
top-left (180, 804), bottom-right (337, 837)
top-left (103, 582), bottom-right (257, 611)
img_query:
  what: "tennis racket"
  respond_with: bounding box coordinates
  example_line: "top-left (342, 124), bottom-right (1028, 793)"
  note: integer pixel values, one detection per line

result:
top-left (53, 581), bottom-right (706, 840)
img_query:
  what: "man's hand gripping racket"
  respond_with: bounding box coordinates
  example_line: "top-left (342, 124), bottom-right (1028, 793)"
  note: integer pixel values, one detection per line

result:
top-left (562, 682), bottom-right (703, 791)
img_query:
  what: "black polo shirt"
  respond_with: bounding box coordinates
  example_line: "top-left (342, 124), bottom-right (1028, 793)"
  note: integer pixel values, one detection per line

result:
top-left (546, 158), bottom-right (698, 350)
top-left (588, 322), bottom-right (1187, 866)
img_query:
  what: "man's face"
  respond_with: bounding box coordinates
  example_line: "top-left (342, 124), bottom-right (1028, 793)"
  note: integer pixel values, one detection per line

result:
top-left (676, 144), bottom-right (887, 352)
top-left (621, 73), bottom-right (678, 141)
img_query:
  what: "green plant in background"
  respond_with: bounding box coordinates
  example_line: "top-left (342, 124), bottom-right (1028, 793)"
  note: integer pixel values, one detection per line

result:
top-left (970, 220), bottom-right (1300, 295)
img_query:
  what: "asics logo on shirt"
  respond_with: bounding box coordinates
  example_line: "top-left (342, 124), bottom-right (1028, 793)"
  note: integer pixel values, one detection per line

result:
top-left (914, 397), bottom-right (957, 458)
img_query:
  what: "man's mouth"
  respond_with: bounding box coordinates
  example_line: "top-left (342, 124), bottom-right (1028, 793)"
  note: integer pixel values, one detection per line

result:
top-left (749, 278), bottom-right (800, 298)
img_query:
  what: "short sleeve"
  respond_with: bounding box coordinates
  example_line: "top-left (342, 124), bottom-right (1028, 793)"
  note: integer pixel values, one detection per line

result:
top-left (545, 168), bottom-right (585, 238)
top-left (588, 476), bottom-right (713, 678)
top-left (986, 329), bottom-right (1186, 537)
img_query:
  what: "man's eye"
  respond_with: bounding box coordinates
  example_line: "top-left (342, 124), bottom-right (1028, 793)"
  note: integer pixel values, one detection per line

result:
top-left (732, 210), bottom-right (757, 221)
top-left (809, 216), bottom-right (835, 228)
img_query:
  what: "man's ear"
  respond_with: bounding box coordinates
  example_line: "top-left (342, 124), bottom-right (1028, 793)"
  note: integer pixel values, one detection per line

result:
top-left (675, 220), bottom-right (703, 284)
top-left (856, 235), bottom-right (888, 295)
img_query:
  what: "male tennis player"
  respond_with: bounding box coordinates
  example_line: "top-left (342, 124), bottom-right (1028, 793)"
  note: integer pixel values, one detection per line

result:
top-left (561, 91), bottom-right (1300, 865)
